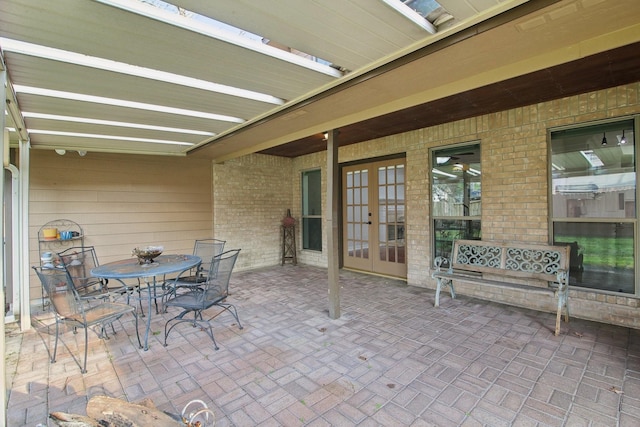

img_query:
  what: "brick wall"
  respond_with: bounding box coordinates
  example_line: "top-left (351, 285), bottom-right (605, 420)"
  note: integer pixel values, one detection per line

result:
top-left (282, 81), bottom-right (640, 329)
top-left (212, 154), bottom-right (293, 271)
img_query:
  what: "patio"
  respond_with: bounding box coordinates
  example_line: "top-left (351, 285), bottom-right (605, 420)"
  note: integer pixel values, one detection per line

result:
top-left (6, 265), bottom-right (640, 426)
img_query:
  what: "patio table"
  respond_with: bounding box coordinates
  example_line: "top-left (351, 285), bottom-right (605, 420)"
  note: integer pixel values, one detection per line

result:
top-left (91, 254), bottom-right (200, 350)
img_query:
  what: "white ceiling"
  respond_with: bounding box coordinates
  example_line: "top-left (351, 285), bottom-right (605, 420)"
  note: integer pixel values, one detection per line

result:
top-left (2, 0), bottom-right (640, 161)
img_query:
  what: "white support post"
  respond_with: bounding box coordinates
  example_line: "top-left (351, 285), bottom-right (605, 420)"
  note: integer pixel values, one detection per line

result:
top-left (19, 139), bottom-right (30, 332)
top-left (1, 60), bottom-right (8, 427)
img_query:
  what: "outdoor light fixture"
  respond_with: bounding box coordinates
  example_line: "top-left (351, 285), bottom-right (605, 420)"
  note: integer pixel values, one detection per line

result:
top-left (78, 150), bottom-right (87, 156)
top-left (601, 132), bottom-right (607, 146)
top-left (54, 149), bottom-right (66, 155)
top-left (620, 130), bottom-right (627, 145)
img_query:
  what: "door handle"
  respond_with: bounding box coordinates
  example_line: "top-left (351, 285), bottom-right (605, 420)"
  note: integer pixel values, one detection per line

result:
top-left (363, 221), bottom-right (372, 225)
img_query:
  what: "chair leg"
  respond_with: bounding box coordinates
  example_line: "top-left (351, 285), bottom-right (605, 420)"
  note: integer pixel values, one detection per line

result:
top-left (202, 322), bottom-right (219, 350)
top-left (81, 327), bottom-right (88, 374)
top-left (215, 302), bottom-right (243, 329)
top-left (164, 310), bottom-right (219, 350)
top-left (133, 309), bottom-right (142, 349)
top-left (51, 320), bottom-right (60, 364)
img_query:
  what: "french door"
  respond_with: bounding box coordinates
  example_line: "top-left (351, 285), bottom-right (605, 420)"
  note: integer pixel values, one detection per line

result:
top-left (342, 158), bottom-right (406, 278)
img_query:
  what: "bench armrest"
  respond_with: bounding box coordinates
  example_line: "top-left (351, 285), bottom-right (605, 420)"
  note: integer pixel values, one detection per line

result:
top-left (555, 269), bottom-right (569, 290)
top-left (433, 256), bottom-right (452, 274)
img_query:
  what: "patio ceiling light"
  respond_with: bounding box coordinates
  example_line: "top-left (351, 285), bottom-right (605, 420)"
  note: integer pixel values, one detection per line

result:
top-left (13, 85), bottom-right (245, 123)
top-left (620, 130), bottom-right (627, 145)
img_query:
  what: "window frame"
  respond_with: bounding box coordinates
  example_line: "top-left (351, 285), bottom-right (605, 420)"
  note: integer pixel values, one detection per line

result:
top-left (548, 115), bottom-right (638, 295)
top-left (430, 142), bottom-right (482, 263)
top-left (301, 168), bottom-right (322, 252)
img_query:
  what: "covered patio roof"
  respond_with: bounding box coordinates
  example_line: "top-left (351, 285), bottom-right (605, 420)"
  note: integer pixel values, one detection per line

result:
top-left (3, 0), bottom-right (640, 161)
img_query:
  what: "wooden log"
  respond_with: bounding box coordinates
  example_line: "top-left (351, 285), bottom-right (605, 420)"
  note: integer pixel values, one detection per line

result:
top-left (49, 412), bottom-right (101, 427)
top-left (86, 395), bottom-right (179, 427)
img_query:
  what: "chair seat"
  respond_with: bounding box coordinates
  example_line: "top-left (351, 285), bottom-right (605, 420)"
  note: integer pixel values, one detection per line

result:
top-left (164, 291), bottom-right (224, 310)
top-left (174, 275), bottom-right (207, 285)
top-left (83, 302), bottom-right (135, 324)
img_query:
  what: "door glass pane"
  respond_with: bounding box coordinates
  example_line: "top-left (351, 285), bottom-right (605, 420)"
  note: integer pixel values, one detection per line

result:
top-left (379, 224), bottom-right (387, 242)
top-left (397, 165), bottom-right (405, 182)
top-left (345, 167), bottom-right (370, 261)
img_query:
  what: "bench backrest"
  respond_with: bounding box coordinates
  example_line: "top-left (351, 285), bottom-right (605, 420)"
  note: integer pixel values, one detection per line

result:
top-left (451, 240), bottom-right (570, 282)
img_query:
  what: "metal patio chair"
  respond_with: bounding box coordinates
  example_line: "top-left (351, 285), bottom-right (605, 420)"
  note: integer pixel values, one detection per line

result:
top-left (164, 249), bottom-right (241, 349)
top-left (33, 266), bottom-right (141, 373)
top-left (178, 239), bottom-right (226, 285)
top-left (164, 239), bottom-right (226, 305)
top-left (57, 246), bottom-right (111, 300)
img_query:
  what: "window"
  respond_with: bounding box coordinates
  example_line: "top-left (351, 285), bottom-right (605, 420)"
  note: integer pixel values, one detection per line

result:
top-left (550, 118), bottom-right (636, 293)
top-left (431, 143), bottom-right (481, 261)
top-left (302, 169), bottom-right (322, 251)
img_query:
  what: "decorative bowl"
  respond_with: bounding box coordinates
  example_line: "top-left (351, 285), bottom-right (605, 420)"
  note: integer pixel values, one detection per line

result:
top-left (132, 246), bottom-right (163, 264)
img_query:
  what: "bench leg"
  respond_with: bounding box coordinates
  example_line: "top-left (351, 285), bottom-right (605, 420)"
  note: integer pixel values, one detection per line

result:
top-left (434, 278), bottom-right (455, 308)
top-left (554, 289), bottom-right (569, 336)
top-left (555, 305), bottom-right (562, 337)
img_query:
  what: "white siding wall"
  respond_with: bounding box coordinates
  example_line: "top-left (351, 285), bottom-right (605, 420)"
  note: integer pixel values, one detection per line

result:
top-left (29, 150), bottom-right (213, 301)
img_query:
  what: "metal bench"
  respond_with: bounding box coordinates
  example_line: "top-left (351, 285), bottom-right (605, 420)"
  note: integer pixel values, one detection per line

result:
top-left (432, 239), bottom-right (570, 336)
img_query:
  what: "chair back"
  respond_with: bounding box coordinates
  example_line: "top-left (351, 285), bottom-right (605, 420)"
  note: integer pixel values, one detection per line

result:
top-left (57, 246), bottom-right (103, 298)
top-left (203, 249), bottom-right (240, 303)
top-left (193, 239), bottom-right (226, 278)
top-left (33, 266), bottom-right (84, 321)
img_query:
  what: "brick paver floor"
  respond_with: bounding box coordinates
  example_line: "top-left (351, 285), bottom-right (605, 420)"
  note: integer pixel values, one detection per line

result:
top-left (6, 265), bottom-right (640, 426)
